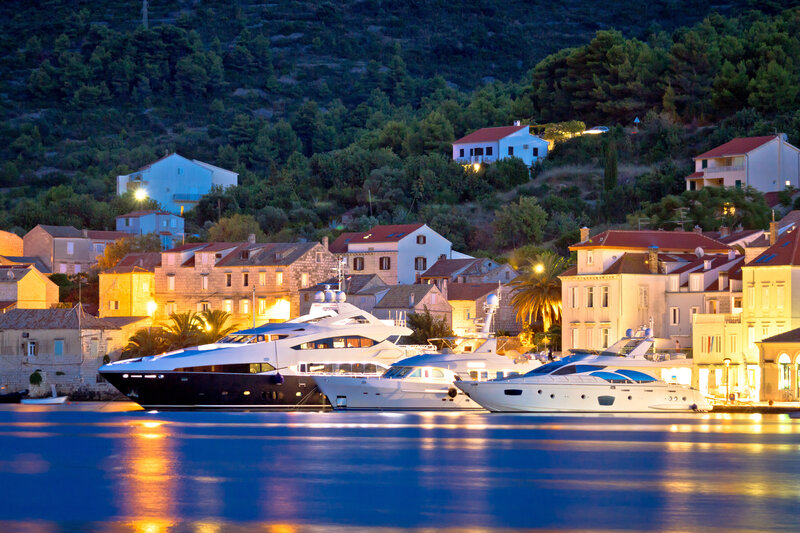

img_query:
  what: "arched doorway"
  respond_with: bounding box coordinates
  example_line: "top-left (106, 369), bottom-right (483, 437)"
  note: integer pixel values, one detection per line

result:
top-left (778, 353), bottom-right (791, 393)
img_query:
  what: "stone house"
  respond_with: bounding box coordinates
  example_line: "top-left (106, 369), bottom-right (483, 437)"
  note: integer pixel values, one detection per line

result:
top-left (330, 223), bottom-right (472, 285)
top-left (0, 307), bottom-right (145, 398)
top-left (371, 284), bottom-right (452, 328)
top-left (154, 239), bottom-right (337, 325)
top-left (99, 252), bottom-right (161, 318)
top-left (23, 225), bottom-right (128, 275)
top-left (298, 274), bottom-right (390, 315)
top-left (0, 264), bottom-right (59, 313)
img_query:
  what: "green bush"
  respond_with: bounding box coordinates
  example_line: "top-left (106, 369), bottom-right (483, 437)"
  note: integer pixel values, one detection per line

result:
top-left (29, 370), bottom-right (43, 386)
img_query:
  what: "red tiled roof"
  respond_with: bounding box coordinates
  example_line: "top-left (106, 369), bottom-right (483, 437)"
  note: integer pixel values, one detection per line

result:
top-left (446, 283), bottom-right (498, 301)
top-left (779, 210), bottom-right (800, 231)
top-left (104, 252), bottom-right (162, 274)
top-left (559, 265), bottom-right (578, 277)
top-left (603, 254), bottom-right (651, 275)
top-left (686, 171), bottom-right (703, 179)
top-left (86, 230), bottom-right (129, 240)
top-left (748, 229), bottom-right (800, 266)
top-left (420, 258), bottom-right (480, 279)
top-left (453, 125), bottom-right (528, 144)
top-left (763, 192), bottom-right (782, 208)
top-left (570, 230), bottom-right (730, 253)
top-left (0, 301), bottom-right (15, 310)
top-left (330, 224), bottom-right (424, 252)
top-left (694, 136), bottom-right (776, 159)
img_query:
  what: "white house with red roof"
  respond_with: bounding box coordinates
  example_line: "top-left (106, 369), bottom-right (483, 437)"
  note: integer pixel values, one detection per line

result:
top-left (116, 153), bottom-right (238, 214)
top-left (329, 224), bottom-right (472, 285)
top-left (452, 123), bottom-right (549, 167)
top-left (560, 228), bottom-right (736, 356)
top-left (685, 134), bottom-right (800, 193)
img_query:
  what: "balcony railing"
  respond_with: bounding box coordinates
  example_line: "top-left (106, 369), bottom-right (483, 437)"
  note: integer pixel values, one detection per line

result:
top-left (703, 164), bottom-right (745, 174)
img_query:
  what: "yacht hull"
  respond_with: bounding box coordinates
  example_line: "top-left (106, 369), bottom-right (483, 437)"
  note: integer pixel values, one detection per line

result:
top-left (315, 375), bottom-right (484, 411)
top-left (101, 371), bottom-right (329, 409)
top-left (456, 381), bottom-right (711, 413)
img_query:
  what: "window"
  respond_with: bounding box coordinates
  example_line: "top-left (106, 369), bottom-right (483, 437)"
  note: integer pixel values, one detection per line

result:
top-left (226, 273), bottom-right (232, 287)
top-left (733, 297), bottom-right (742, 309)
top-left (777, 286), bottom-right (784, 309)
top-left (600, 286), bottom-right (609, 308)
top-left (414, 257), bottom-right (427, 271)
top-left (54, 340), bottom-right (64, 357)
top-left (508, 146), bottom-right (514, 156)
top-left (353, 257), bottom-right (364, 271)
top-left (670, 276), bottom-right (679, 292)
top-left (670, 307), bottom-right (680, 326)
top-left (166, 302), bottom-right (177, 315)
top-left (224, 299), bottom-right (233, 313)
top-left (124, 218), bottom-right (130, 227)
top-left (94, 243), bottom-right (104, 254)
top-left (379, 257), bottom-right (391, 270)
top-left (601, 328), bottom-right (610, 349)
top-left (533, 148), bottom-right (539, 156)
top-left (587, 251), bottom-right (593, 265)
top-left (586, 329), bottom-right (592, 348)
top-left (778, 353), bottom-right (791, 390)
top-left (416, 235), bottom-right (426, 245)
top-left (162, 219), bottom-right (168, 227)
top-left (638, 287), bottom-right (649, 309)
top-left (109, 301), bottom-right (119, 310)
top-left (167, 254), bottom-right (175, 266)
top-left (570, 287), bottom-right (578, 308)
top-left (571, 328), bottom-right (579, 348)
top-left (690, 276), bottom-right (701, 291)
top-left (171, 218), bottom-right (176, 228)
top-left (701, 335), bottom-right (722, 353)
top-left (258, 271), bottom-right (266, 285)
top-left (459, 148), bottom-right (464, 157)
top-left (241, 299), bottom-right (250, 314)
top-left (66, 242), bottom-right (74, 255)
top-left (74, 263), bottom-right (81, 274)
top-left (586, 287), bottom-right (594, 308)
top-left (316, 252), bottom-right (323, 263)
top-left (701, 159), bottom-right (708, 169)
top-left (301, 273), bottom-right (309, 288)
top-left (59, 263), bottom-right (67, 274)
top-left (276, 271), bottom-right (283, 285)
top-left (258, 298), bottom-right (267, 314)
top-left (27, 341), bottom-right (37, 357)
top-left (431, 293), bottom-right (437, 304)
top-left (762, 287), bottom-right (769, 309)
top-left (243, 273), bottom-right (249, 287)
top-left (142, 281), bottom-right (149, 293)
top-left (463, 308), bottom-right (471, 320)
top-left (747, 287), bottom-right (755, 308)
top-left (167, 275), bottom-right (175, 291)
top-left (729, 334), bottom-right (736, 354)
top-left (201, 275), bottom-right (208, 290)
top-left (735, 180), bottom-right (742, 189)
top-left (486, 146), bottom-right (493, 156)
top-left (199, 302), bottom-right (210, 312)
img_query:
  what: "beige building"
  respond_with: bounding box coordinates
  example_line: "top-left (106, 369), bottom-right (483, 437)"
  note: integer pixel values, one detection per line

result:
top-left (371, 284), bottom-right (452, 327)
top-left (0, 230), bottom-right (23, 256)
top-left (23, 225), bottom-right (128, 275)
top-left (154, 239), bottom-right (337, 325)
top-left (0, 307), bottom-right (145, 398)
top-left (298, 274), bottom-right (390, 315)
top-left (561, 228), bottom-right (733, 353)
top-left (0, 264), bottom-right (59, 313)
top-left (756, 329), bottom-right (800, 402)
top-left (99, 253), bottom-right (161, 318)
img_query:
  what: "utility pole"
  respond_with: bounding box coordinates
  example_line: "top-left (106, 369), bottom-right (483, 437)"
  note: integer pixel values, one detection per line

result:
top-left (142, 0), bottom-right (149, 29)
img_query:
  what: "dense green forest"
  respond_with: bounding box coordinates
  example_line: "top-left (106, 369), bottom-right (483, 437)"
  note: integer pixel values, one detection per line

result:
top-left (1, 1), bottom-right (799, 257)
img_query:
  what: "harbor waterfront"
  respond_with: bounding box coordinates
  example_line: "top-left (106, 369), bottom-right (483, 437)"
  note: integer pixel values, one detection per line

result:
top-left (0, 404), bottom-right (799, 532)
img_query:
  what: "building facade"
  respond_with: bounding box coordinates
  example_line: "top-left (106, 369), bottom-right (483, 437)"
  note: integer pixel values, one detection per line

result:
top-left (116, 211), bottom-right (184, 249)
top-left (452, 124), bottom-right (549, 167)
top-left (116, 153), bottom-right (238, 214)
top-left (23, 225), bottom-right (127, 275)
top-left (99, 253), bottom-right (161, 318)
top-left (0, 265), bottom-right (59, 313)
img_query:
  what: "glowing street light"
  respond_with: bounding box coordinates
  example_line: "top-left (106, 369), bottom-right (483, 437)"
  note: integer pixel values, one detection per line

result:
top-left (723, 357), bottom-right (732, 403)
top-left (134, 188), bottom-right (148, 202)
top-left (146, 300), bottom-right (157, 317)
top-left (534, 263), bottom-right (545, 274)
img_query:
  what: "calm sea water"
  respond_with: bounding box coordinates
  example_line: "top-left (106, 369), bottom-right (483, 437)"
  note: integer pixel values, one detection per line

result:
top-left (0, 403), bottom-right (798, 532)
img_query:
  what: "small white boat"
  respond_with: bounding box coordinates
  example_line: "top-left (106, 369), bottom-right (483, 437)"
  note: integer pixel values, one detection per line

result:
top-left (21, 385), bottom-right (68, 405)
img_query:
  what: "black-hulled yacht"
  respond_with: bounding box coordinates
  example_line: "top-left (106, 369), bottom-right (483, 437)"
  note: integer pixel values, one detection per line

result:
top-left (99, 290), bottom-right (418, 409)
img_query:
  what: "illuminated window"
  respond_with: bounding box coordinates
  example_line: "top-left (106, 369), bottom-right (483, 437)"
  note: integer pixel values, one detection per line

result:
top-left (276, 271), bottom-right (283, 285)
top-left (224, 299), bottom-right (233, 313)
top-left (301, 273), bottom-right (309, 288)
top-left (241, 299), bottom-right (250, 314)
top-left (260, 271), bottom-right (267, 285)
top-left (167, 275), bottom-right (175, 291)
top-left (779, 353), bottom-right (791, 390)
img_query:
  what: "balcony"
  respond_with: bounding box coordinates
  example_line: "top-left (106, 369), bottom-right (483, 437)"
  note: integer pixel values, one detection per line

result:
top-left (693, 313), bottom-right (740, 324)
top-left (703, 164), bottom-right (745, 174)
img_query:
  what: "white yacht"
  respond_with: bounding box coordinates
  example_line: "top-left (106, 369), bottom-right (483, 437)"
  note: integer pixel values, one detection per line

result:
top-left (99, 289), bottom-right (422, 409)
top-left (315, 293), bottom-right (542, 410)
top-left (455, 331), bottom-right (711, 413)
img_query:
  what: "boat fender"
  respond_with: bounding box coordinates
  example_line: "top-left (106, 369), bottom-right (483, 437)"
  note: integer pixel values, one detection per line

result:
top-left (274, 372), bottom-right (284, 385)
top-left (447, 388), bottom-right (458, 398)
top-left (690, 403), bottom-right (698, 411)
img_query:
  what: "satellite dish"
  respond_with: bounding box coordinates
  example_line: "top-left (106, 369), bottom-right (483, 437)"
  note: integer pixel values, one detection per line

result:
top-left (695, 247), bottom-right (704, 258)
top-left (486, 294), bottom-right (499, 308)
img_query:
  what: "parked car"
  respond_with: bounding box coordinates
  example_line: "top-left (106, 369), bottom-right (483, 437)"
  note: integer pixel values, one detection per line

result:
top-left (583, 126), bottom-right (609, 134)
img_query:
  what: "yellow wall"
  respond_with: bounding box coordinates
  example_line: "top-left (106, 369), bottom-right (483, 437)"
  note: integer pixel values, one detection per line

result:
top-left (450, 300), bottom-right (478, 335)
top-left (0, 230), bottom-right (23, 256)
top-left (13, 270), bottom-right (59, 309)
top-left (99, 272), bottom-right (155, 318)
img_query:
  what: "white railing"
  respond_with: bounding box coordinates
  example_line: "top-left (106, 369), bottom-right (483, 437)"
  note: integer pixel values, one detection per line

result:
top-left (704, 165), bottom-right (745, 174)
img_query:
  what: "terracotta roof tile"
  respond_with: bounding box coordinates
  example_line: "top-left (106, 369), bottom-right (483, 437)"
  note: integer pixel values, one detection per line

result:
top-left (330, 224), bottom-right (424, 252)
top-left (748, 229), bottom-right (800, 266)
top-left (453, 125), bottom-right (528, 144)
top-left (421, 258), bottom-right (480, 278)
top-left (571, 230), bottom-right (730, 253)
top-left (104, 252), bottom-right (162, 274)
top-left (36, 225), bottom-right (82, 238)
top-left (0, 307), bottom-right (119, 330)
top-left (373, 285), bottom-right (437, 309)
top-left (446, 283), bottom-right (498, 301)
top-left (86, 230), bottom-right (128, 240)
top-left (694, 136), bottom-right (776, 159)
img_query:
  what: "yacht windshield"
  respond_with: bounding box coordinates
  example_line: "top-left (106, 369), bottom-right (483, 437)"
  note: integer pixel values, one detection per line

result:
top-left (383, 366), bottom-right (415, 379)
top-left (525, 361), bottom-right (567, 376)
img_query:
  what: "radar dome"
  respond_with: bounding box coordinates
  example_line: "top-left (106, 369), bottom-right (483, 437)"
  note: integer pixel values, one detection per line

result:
top-left (625, 328), bottom-right (634, 338)
top-left (336, 291), bottom-right (347, 302)
top-left (313, 291), bottom-right (325, 302)
top-left (695, 247), bottom-right (704, 258)
top-left (486, 294), bottom-right (499, 307)
top-left (644, 328), bottom-right (653, 338)
top-left (324, 289), bottom-right (336, 302)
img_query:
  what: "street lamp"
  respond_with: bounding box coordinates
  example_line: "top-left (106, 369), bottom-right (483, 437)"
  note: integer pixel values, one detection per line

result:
top-left (534, 263), bottom-right (544, 274)
top-left (134, 188), bottom-right (148, 202)
top-left (723, 357), bottom-right (732, 403)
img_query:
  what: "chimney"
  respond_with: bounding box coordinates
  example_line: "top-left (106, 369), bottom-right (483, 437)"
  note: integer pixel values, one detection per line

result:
top-left (409, 293), bottom-right (415, 307)
top-left (719, 225), bottom-right (730, 238)
top-left (693, 225), bottom-right (702, 234)
top-left (580, 226), bottom-right (590, 242)
top-left (648, 246), bottom-right (659, 274)
top-left (513, 120), bottom-right (521, 126)
top-left (322, 236), bottom-right (329, 249)
top-left (727, 249), bottom-right (736, 260)
top-left (770, 221), bottom-right (778, 246)
top-left (247, 233), bottom-right (256, 244)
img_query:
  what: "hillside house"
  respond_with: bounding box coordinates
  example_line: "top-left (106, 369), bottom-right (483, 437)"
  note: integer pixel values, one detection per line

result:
top-left (23, 225), bottom-right (128, 275)
top-left (0, 265), bottom-right (59, 313)
top-left (330, 224), bottom-right (471, 285)
top-left (116, 210), bottom-right (184, 249)
top-left (452, 124), bottom-right (548, 167)
top-left (685, 135), bottom-right (800, 193)
top-left (116, 153), bottom-right (238, 214)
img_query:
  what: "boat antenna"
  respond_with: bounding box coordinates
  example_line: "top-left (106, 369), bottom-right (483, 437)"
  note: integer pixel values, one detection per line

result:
top-left (336, 257), bottom-right (347, 292)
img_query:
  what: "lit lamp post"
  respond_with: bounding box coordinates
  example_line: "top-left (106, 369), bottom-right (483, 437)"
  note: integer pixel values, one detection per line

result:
top-left (134, 188), bottom-right (148, 202)
top-left (723, 357), bottom-right (732, 403)
top-left (146, 300), bottom-right (157, 331)
top-left (534, 263), bottom-right (544, 274)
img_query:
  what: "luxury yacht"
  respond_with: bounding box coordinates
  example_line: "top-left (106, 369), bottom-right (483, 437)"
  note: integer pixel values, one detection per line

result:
top-left (455, 330), bottom-right (711, 413)
top-left (99, 289), bottom-right (421, 409)
top-left (315, 293), bottom-right (542, 410)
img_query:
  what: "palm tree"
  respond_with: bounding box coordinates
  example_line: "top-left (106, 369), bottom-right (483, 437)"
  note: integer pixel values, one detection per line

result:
top-left (199, 309), bottom-right (238, 343)
top-left (509, 251), bottom-right (570, 334)
top-left (162, 311), bottom-right (204, 350)
top-left (121, 327), bottom-right (168, 359)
